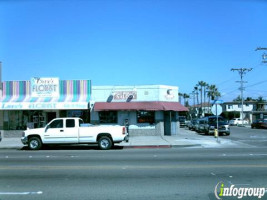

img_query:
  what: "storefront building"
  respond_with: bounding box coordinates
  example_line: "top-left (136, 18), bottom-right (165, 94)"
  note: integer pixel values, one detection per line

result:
top-left (90, 85), bottom-right (188, 136)
top-left (0, 78), bottom-right (188, 136)
top-left (0, 78), bottom-right (91, 135)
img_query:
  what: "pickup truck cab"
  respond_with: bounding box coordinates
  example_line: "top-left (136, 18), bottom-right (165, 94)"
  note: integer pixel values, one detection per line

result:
top-left (21, 118), bottom-right (129, 150)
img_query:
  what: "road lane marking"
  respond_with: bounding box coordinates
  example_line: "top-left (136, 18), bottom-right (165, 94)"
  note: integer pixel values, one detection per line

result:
top-left (221, 153), bottom-right (267, 157)
top-left (0, 191), bottom-right (43, 195)
top-left (1, 164), bottom-right (267, 171)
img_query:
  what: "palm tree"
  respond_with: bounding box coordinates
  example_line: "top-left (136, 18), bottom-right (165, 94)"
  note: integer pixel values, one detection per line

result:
top-left (178, 93), bottom-right (183, 103)
top-left (208, 84), bottom-right (221, 103)
top-left (197, 81), bottom-right (207, 115)
top-left (194, 86), bottom-right (199, 105)
top-left (203, 82), bottom-right (209, 113)
top-left (256, 96), bottom-right (266, 111)
top-left (183, 93), bottom-right (190, 106)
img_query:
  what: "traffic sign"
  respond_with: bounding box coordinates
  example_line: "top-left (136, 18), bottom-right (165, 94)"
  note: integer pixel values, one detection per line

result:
top-left (213, 100), bottom-right (224, 104)
top-left (211, 104), bottom-right (222, 116)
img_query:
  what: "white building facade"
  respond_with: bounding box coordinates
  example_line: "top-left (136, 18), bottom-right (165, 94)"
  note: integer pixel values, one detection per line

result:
top-left (223, 102), bottom-right (255, 122)
top-left (91, 85), bottom-right (188, 136)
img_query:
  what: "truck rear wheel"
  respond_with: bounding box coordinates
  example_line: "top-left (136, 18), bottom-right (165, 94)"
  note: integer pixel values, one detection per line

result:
top-left (28, 137), bottom-right (42, 150)
top-left (98, 136), bottom-right (112, 150)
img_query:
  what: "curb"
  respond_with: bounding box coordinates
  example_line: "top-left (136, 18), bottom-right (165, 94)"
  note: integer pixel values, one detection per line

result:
top-left (0, 144), bottom-right (202, 150)
top-left (0, 146), bottom-right (24, 150)
top-left (122, 145), bottom-right (171, 149)
top-left (171, 144), bottom-right (202, 148)
top-left (122, 144), bottom-right (202, 149)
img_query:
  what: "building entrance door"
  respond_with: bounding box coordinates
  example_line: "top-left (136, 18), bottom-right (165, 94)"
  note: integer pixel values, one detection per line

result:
top-left (164, 111), bottom-right (177, 136)
top-left (164, 111), bottom-right (171, 136)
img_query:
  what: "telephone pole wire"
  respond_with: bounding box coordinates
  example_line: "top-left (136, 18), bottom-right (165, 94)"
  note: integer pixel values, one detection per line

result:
top-left (255, 47), bottom-right (267, 64)
top-left (231, 68), bottom-right (253, 126)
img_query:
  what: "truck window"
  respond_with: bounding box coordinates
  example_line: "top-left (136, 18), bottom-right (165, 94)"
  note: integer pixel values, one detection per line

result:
top-left (49, 119), bottom-right (63, 129)
top-left (66, 119), bottom-right (75, 128)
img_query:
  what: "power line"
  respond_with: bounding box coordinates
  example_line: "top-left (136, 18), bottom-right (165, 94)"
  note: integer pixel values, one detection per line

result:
top-left (246, 79), bottom-right (267, 88)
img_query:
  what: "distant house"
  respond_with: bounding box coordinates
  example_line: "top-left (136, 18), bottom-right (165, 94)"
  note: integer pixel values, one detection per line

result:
top-left (223, 101), bottom-right (267, 122)
top-left (251, 102), bottom-right (267, 121)
top-left (190, 102), bottom-right (212, 118)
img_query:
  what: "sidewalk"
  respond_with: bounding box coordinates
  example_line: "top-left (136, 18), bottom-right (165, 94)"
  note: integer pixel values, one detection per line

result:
top-left (0, 128), bottom-right (251, 149)
top-left (120, 128), bottom-right (252, 148)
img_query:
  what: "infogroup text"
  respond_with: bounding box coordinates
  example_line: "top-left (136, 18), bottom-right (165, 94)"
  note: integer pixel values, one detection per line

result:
top-left (214, 182), bottom-right (266, 199)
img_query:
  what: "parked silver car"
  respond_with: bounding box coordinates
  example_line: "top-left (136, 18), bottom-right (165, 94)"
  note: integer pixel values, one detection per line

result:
top-left (188, 119), bottom-right (197, 130)
top-left (195, 118), bottom-right (206, 133)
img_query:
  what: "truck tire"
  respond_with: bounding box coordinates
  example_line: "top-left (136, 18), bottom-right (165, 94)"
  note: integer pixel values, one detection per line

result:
top-left (98, 136), bottom-right (112, 150)
top-left (28, 137), bottom-right (42, 150)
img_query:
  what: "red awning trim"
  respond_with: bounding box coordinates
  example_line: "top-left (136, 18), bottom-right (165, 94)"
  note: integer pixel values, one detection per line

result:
top-left (94, 102), bottom-right (188, 112)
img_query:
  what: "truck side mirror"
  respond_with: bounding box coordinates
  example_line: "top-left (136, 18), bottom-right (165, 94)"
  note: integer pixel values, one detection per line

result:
top-left (45, 125), bottom-right (49, 132)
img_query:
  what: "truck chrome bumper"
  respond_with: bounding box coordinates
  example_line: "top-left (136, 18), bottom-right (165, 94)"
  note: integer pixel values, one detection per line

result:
top-left (21, 137), bottom-right (28, 145)
top-left (124, 136), bottom-right (129, 143)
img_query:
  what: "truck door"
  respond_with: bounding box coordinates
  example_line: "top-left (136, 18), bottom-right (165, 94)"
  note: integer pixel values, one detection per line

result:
top-left (64, 119), bottom-right (79, 143)
top-left (43, 119), bottom-right (78, 143)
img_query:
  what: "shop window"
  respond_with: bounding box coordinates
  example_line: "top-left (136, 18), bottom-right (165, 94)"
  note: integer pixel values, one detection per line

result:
top-left (49, 119), bottom-right (63, 129)
top-left (99, 111), bottom-right (117, 124)
top-left (65, 110), bottom-right (90, 123)
top-left (137, 111), bottom-right (155, 124)
top-left (79, 119), bottom-right (84, 126)
top-left (66, 119), bottom-right (75, 128)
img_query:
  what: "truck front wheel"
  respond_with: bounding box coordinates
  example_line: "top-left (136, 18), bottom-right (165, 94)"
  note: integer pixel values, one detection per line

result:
top-left (98, 136), bottom-right (112, 150)
top-left (28, 137), bottom-right (42, 150)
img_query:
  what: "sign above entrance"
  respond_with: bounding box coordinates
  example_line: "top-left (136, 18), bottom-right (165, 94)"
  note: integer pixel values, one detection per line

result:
top-left (0, 102), bottom-right (89, 110)
top-left (113, 91), bottom-right (137, 100)
top-left (31, 77), bottom-right (59, 98)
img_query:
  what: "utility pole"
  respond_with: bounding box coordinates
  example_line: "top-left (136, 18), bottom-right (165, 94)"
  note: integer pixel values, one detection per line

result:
top-left (255, 47), bottom-right (267, 63)
top-left (255, 47), bottom-right (267, 51)
top-left (231, 68), bottom-right (253, 126)
top-left (0, 61), bottom-right (2, 90)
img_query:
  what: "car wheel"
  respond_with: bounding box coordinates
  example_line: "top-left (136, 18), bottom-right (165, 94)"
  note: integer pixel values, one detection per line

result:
top-left (98, 136), bottom-right (113, 150)
top-left (28, 137), bottom-right (42, 150)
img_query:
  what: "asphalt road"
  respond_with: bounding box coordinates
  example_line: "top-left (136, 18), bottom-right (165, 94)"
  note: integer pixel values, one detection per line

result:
top-left (228, 126), bottom-right (267, 147)
top-left (1, 147), bottom-right (267, 200)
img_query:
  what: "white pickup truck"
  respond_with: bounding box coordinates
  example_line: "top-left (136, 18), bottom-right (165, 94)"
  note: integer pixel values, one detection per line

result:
top-left (21, 118), bottom-right (129, 150)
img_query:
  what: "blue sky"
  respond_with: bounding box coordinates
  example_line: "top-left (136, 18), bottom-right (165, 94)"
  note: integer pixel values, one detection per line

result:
top-left (1, 0), bottom-right (267, 102)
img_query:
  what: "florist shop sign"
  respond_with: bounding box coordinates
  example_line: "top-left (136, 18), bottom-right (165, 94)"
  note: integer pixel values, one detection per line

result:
top-left (31, 77), bottom-right (59, 98)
